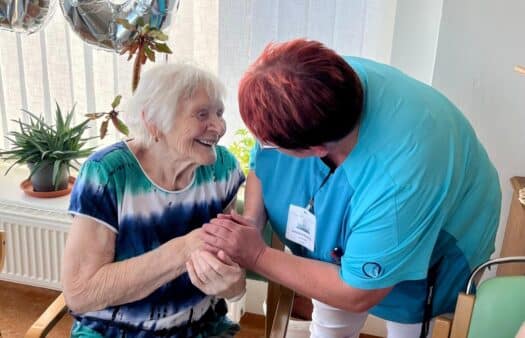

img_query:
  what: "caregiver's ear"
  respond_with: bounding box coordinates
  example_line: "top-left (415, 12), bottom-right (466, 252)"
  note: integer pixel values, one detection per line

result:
top-left (308, 145), bottom-right (330, 157)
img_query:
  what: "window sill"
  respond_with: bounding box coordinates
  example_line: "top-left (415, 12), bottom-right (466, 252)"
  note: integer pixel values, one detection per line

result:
top-left (0, 165), bottom-right (70, 227)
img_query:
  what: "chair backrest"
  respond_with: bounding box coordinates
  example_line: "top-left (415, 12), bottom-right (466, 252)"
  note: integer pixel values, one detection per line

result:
top-left (0, 230), bottom-right (5, 271)
top-left (466, 275), bottom-right (525, 338)
top-left (432, 257), bottom-right (525, 338)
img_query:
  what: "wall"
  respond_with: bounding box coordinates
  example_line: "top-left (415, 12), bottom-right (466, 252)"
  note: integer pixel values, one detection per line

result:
top-left (390, 0), bottom-right (443, 84)
top-left (432, 0), bottom-right (525, 269)
top-left (217, 0), bottom-right (398, 145)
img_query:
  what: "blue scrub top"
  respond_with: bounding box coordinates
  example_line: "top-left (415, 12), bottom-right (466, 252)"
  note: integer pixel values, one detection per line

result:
top-left (249, 56), bottom-right (501, 323)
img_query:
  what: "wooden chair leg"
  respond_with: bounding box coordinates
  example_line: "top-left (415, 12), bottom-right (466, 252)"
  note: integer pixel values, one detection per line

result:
top-left (449, 293), bottom-right (475, 338)
top-left (269, 286), bottom-right (294, 338)
top-left (265, 281), bottom-right (280, 338)
top-left (432, 316), bottom-right (452, 338)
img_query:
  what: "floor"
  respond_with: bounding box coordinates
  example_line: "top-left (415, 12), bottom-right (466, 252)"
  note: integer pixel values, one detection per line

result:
top-left (0, 280), bottom-right (265, 338)
top-left (0, 281), bottom-right (380, 338)
top-left (0, 280), bottom-right (73, 338)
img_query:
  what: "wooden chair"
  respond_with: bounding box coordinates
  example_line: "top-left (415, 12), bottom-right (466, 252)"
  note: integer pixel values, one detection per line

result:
top-left (264, 232), bottom-right (295, 338)
top-left (431, 256), bottom-right (525, 338)
top-left (24, 230), bottom-right (294, 338)
top-left (0, 230), bottom-right (5, 272)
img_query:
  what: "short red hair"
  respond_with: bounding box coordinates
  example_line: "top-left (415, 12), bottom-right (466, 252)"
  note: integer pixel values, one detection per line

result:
top-left (238, 39), bottom-right (363, 149)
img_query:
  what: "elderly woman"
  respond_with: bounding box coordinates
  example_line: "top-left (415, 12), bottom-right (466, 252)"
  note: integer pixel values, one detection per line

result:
top-left (62, 63), bottom-right (245, 337)
top-left (202, 39), bottom-right (501, 338)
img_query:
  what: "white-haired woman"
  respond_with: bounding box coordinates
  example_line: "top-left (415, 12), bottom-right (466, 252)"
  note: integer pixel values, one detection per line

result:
top-left (62, 63), bottom-right (246, 337)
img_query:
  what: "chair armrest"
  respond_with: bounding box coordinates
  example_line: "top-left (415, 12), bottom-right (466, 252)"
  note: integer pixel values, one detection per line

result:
top-left (269, 286), bottom-right (295, 338)
top-left (25, 293), bottom-right (68, 338)
top-left (431, 316), bottom-right (452, 338)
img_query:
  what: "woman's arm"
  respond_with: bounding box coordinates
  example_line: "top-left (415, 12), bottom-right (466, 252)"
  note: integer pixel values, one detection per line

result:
top-left (255, 246), bottom-right (392, 313)
top-left (62, 215), bottom-right (201, 313)
top-left (202, 214), bottom-right (392, 313)
top-left (242, 171), bottom-right (267, 231)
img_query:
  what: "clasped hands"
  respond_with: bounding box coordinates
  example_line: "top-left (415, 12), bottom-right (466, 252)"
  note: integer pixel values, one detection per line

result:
top-left (186, 211), bottom-right (267, 300)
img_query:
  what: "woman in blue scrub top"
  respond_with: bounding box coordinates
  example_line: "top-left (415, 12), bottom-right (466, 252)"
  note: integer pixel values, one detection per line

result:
top-left (202, 39), bottom-right (501, 338)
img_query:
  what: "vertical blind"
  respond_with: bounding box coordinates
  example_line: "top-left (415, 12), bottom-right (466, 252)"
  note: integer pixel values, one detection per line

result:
top-left (0, 0), bottom-right (396, 148)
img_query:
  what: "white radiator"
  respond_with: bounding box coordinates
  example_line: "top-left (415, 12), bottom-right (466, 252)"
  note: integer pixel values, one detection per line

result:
top-left (0, 200), bottom-right (70, 290)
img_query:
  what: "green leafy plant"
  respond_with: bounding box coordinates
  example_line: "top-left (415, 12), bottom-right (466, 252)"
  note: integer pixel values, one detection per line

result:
top-left (85, 95), bottom-right (129, 139)
top-left (117, 18), bottom-right (173, 92)
top-left (0, 103), bottom-right (96, 190)
top-left (228, 128), bottom-right (255, 176)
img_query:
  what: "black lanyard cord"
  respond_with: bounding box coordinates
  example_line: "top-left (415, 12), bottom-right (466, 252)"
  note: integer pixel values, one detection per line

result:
top-left (306, 169), bottom-right (334, 213)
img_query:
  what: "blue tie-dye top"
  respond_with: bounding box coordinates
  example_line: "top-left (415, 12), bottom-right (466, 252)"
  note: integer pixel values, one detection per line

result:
top-left (68, 141), bottom-right (245, 336)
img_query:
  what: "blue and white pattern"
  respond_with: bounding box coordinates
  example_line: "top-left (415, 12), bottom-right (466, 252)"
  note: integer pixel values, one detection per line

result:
top-left (69, 141), bottom-right (244, 337)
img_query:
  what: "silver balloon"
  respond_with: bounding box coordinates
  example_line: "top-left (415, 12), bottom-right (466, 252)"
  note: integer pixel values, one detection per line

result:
top-left (60, 0), bottom-right (179, 52)
top-left (0, 0), bottom-right (57, 33)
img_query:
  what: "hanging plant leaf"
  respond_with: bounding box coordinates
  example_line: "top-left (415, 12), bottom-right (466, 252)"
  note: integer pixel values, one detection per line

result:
top-left (144, 45), bottom-right (155, 62)
top-left (111, 95), bottom-right (122, 109)
top-left (100, 120), bottom-right (109, 139)
top-left (135, 17), bottom-right (145, 27)
top-left (85, 112), bottom-right (105, 120)
top-left (153, 42), bottom-right (172, 54)
top-left (148, 30), bottom-right (168, 41)
top-left (111, 116), bottom-right (129, 136)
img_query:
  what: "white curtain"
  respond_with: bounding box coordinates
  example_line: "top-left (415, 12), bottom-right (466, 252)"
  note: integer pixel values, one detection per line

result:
top-left (0, 0), bottom-right (397, 148)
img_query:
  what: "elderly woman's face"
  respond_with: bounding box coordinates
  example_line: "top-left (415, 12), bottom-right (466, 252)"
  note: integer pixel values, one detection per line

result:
top-left (165, 87), bottom-right (226, 165)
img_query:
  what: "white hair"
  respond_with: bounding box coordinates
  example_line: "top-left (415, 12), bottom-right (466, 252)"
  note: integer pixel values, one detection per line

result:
top-left (125, 63), bottom-right (226, 146)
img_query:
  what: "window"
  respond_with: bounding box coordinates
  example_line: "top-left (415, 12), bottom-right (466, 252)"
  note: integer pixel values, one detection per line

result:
top-left (0, 0), bottom-right (395, 148)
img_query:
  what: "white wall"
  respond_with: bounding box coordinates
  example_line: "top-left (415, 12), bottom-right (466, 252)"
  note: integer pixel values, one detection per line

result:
top-left (390, 0), bottom-right (443, 84)
top-left (432, 0), bottom-right (525, 270)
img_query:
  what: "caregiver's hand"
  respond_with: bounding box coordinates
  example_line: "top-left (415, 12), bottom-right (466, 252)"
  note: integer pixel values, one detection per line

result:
top-left (186, 250), bottom-right (245, 299)
top-left (201, 211), bottom-right (267, 270)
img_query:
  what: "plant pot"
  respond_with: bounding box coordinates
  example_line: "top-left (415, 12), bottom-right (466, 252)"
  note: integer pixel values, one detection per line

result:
top-left (28, 162), bottom-right (69, 192)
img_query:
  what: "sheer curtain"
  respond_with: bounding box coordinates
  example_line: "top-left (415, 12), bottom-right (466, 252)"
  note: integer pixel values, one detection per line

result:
top-left (0, 0), bottom-right (397, 148)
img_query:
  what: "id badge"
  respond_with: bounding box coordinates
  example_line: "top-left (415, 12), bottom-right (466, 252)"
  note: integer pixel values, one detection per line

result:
top-left (285, 204), bottom-right (316, 252)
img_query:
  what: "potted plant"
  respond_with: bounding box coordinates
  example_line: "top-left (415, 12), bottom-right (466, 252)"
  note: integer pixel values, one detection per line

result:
top-left (0, 103), bottom-right (95, 193)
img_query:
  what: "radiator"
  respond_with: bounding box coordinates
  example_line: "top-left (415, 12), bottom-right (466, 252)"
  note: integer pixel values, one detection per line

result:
top-left (0, 200), bottom-right (70, 290)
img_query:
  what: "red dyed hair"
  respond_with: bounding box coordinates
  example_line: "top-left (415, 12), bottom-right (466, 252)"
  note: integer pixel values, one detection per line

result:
top-left (238, 39), bottom-right (363, 149)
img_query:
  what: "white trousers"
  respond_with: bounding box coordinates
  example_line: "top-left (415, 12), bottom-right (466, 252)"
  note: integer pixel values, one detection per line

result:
top-left (309, 299), bottom-right (433, 338)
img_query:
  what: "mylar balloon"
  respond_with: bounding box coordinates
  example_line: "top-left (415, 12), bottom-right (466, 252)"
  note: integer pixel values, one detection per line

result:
top-left (0, 0), bottom-right (57, 33)
top-left (60, 0), bottom-right (179, 52)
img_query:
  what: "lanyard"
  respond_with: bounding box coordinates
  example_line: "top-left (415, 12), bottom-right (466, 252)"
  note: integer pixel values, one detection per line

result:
top-left (305, 169), bottom-right (334, 213)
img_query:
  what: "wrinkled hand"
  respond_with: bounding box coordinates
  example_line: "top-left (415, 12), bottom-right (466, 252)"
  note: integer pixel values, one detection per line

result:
top-left (184, 228), bottom-right (204, 258)
top-left (186, 250), bottom-right (246, 299)
top-left (201, 211), bottom-right (267, 270)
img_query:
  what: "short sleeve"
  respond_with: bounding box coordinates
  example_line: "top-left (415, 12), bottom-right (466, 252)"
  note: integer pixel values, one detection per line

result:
top-left (215, 147), bottom-right (246, 207)
top-left (68, 160), bottom-right (119, 233)
top-left (340, 181), bottom-right (441, 289)
top-left (248, 142), bottom-right (262, 171)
